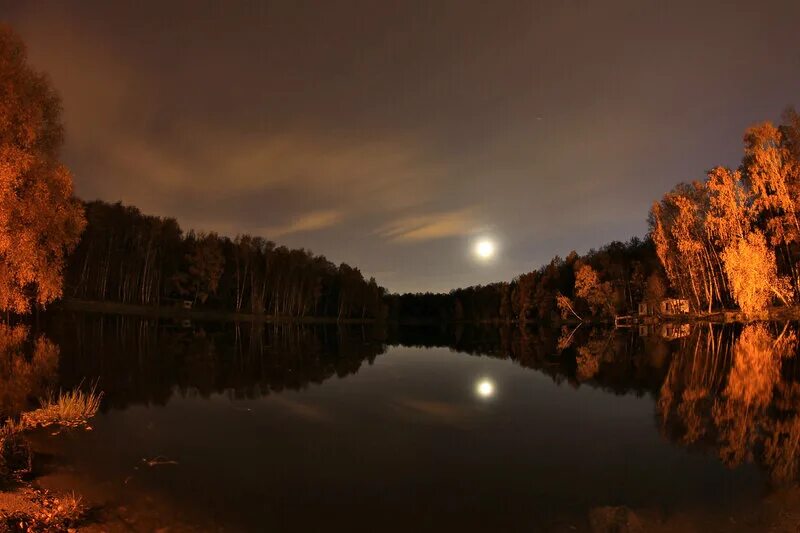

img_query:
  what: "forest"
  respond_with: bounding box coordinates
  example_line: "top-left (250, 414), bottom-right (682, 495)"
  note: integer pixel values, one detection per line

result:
top-left (388, 237), bottom-right (664, 323)
top-left (64, 200), bottom-right (387, 320)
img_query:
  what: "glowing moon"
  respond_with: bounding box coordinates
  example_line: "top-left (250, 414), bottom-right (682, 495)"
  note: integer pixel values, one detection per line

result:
top-left (475, 378), bottom-right (495, 398)
top-left (474, 239), bottom-right (496, 260)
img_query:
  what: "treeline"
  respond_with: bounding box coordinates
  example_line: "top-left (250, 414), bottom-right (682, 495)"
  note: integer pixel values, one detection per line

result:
top-left (65, 200), bottom-right (386, 319)
top-left (393, 106), bottom-right (800, 321)
top-left (651, 107), bottom-right (800, 314)
top-left (388, 237), bottom-right (665, 323)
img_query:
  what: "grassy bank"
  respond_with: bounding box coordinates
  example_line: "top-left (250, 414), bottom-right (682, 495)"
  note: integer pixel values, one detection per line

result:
top-left (0, 387), bottom-right (102, 530)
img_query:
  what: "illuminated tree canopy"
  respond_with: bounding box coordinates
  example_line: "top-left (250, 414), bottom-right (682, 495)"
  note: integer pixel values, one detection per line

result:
top-left (0, 25), bottom-right (85, 314)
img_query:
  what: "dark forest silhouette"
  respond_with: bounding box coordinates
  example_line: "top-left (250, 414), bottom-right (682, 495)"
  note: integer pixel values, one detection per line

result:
top-left (388, 237), bottom-right (663, 323)
top-left (65, 200), bottom-right (386, 320)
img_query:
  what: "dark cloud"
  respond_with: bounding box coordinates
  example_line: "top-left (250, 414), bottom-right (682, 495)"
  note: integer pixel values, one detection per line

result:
top-left (3, 0), bottom-right (800, 292)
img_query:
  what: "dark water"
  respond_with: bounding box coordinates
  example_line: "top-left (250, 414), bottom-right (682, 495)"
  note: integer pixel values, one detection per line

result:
top-left (6, 314), bottom-right (800, 531)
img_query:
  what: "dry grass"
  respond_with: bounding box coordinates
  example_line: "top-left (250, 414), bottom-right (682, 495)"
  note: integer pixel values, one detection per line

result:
top-left (1, 385), bottom-right (102, 479)
top-left (1, 489), bottom-right (87, 532)
top-left (20, 387), bottom-right (103, 430)
top-left (0, 386), bottom-right (101, 531)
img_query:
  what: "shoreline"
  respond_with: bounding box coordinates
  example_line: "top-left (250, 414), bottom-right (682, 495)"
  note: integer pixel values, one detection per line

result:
top-left (53, 299), bottom-right (800, 327)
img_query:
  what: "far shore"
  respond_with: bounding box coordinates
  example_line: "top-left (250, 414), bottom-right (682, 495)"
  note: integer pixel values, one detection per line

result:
top-left (54, 298), bottom-right (800, 326)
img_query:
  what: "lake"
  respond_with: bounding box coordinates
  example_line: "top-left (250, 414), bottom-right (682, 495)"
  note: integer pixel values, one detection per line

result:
top-left (8, 314), bottom-right (800, 531)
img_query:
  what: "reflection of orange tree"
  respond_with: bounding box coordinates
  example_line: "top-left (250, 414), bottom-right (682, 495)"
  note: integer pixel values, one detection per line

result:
top-left (723, 324), bottom-right (782, 406)
top-left (713, 324), bottom-right (790, 467)
top-left (576, 347), bottom-right (601, 382)
top-left (658, 323), bottom-right (800, 484)
top-left (677, 387), bottom-right (708, 445)
top-left (658, 324), bottom-right (730, 443)
top-left (575, 331), bottom-right (615, 382)
top-left (763, 382), bottom-right (800, 485)
top-left (0, 324), bottom-right (59, 418)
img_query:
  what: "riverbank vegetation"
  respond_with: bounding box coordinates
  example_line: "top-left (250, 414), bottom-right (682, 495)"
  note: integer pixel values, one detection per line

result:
top-left (0, 323), bottom-right (100, 531)
top-left (0, 382), bottom-right (99, 532)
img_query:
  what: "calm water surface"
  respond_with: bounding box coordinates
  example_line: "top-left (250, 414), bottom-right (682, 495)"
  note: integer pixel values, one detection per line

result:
top-left (14, 314), bottom-right (800, 531)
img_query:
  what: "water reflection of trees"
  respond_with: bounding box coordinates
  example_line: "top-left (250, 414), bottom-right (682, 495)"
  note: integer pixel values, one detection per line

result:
top-left (0, 324), bottom-right (59, 419)
top-left (658, 323), bottom-right (800, 485)
top-left (44, 313), bottom-right (388, 410)
top-left (394, 321), bottom-right (800, 486)
top-left (391, 323), bottom-right (671, 396)
top-left (33, 313), bottom-right (800, 486)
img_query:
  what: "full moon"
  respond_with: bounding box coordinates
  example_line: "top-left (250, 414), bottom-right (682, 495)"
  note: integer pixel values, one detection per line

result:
top-left (475, 378), bottom-right (495, 398)
top-left (474, 239), bottom-right (496, 260)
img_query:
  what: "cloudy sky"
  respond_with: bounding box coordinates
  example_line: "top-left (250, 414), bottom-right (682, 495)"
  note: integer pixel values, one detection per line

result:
top-left (3, 0), bottom-right (800, 292)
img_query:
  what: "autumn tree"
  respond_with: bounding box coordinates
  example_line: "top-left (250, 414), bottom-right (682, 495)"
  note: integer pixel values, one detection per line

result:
top-left (0, 25), bottom-right (85, 313)
top-left (651, 179), bottom-right (735, 312)
top-left (706, 166), bottom-right (750, 247)
top-left (574, 264), bottom-right (614, 317)
top-left (721, 231), bottom-right (792, 314)
top-left (743, 121), bottom-right (800, 289)
top-left (555, 292), bottom-right (581, 321)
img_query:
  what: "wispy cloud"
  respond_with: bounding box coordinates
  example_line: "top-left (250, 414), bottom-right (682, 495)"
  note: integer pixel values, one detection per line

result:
top-left (267, 395), bottom-right (330, 422)
top-left (376, 208), bottom-right (478, 243)
top-left (391, 398), bottom-right (474, 428)
top-left (261, 209), bottom-right (343, 238)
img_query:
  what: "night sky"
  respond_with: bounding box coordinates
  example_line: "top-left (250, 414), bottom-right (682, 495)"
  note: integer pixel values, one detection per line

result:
top-left (3, 0), bottom-right (800, 292)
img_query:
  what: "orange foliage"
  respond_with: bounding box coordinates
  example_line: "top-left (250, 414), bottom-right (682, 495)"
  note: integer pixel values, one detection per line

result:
top-left (651, 111), bottom-right (800, 313)
top-left (574, 264), bottom-right (613, 317)
top-left (712, 324), bottom-right (793, 468)
top-left (744, 122), bottom-right (800, 249)
top-left (0, 26), bottom-right (85, 313)
top-left (721, 231), bottom-right (792, 314)
top-left (706, 166), bottom-right (749, 248)
top-left (555, 292), bottom-right (580, 321)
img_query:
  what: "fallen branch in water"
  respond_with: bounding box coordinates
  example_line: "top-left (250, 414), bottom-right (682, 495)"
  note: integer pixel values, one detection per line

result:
top-left (142, 456), bottom-right (179, 467)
